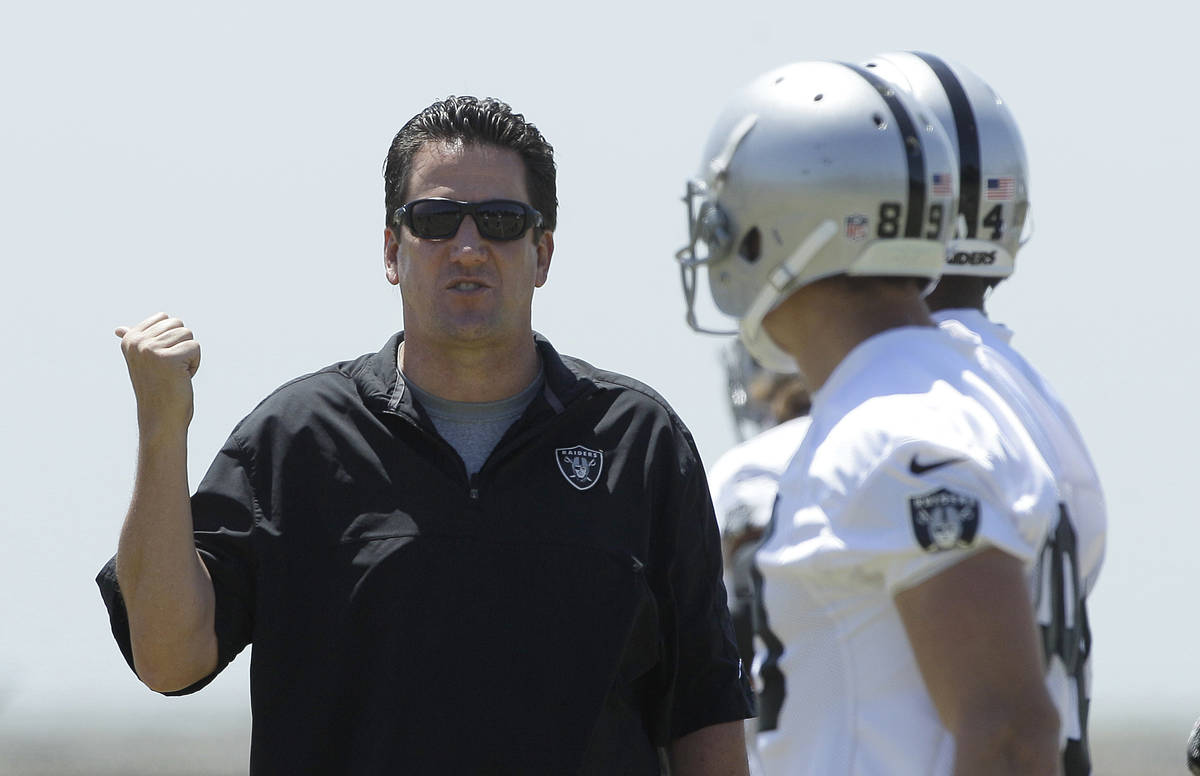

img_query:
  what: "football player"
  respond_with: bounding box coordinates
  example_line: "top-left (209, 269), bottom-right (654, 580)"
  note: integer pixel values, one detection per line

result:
top-left (708, 341), bottom-right (811, 775)
top-left (676, 60), bottom-right (1066, 775)
top-left (861, 52), bottom-right (1107, 774)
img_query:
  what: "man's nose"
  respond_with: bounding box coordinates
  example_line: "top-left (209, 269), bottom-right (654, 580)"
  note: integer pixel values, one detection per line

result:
top-left (448, 214), bottom-right (489, 262)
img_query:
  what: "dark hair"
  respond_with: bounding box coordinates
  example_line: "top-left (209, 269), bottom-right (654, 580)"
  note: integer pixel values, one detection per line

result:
top-left (923, 274), bottom-right (1003, 314)
top-left (383, 95), bottom-right (557, 235)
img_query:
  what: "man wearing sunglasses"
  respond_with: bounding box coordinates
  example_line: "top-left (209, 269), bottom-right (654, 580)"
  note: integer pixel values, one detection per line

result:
top-left (98, 95), bottom-right (753, 775)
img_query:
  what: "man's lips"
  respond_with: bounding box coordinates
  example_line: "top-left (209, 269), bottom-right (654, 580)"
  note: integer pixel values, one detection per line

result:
top-left (445, 278), bottom-right (492, 291)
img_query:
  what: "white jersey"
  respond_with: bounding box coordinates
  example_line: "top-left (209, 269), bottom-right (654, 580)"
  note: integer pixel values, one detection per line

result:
top-left (933, 309), bottom-right (1106, 774)
top-left (709, 416), bottom-right (814, 539)
top-left (708, 416), bottom-right (812, 776)
top-left (754, 326), bottom-right (1061, 776)
top-left (930, 309), bottom-right (1101, 495)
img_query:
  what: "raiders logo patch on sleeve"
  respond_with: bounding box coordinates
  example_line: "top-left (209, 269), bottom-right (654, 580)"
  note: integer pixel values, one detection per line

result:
top-left (908, 487), bottom-right (980, 552)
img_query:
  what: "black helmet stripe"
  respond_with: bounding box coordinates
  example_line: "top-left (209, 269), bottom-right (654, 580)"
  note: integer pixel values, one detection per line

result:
top-left (841, 62), bottom-right (926, 239)
top-left (911, 51), bottom-right (980, 239)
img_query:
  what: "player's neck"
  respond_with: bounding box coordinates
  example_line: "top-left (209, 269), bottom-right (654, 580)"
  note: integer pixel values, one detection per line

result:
top-left (398, 332), bottom-right (541, 402)
top-left (765, 276), bottom-right (934, 391)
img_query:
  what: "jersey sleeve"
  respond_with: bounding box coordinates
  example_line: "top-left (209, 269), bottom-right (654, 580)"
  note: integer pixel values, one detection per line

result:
top-left (802, 437), bottom-right (1057, 595)
top-left (708, 418), bottom-right (810, 539)
top-left (657, 433), bottom-right (757, 740)
top-left (94, 430), bottom-right (259, 695)
top-left (711, 465), bottom-right (779, 539)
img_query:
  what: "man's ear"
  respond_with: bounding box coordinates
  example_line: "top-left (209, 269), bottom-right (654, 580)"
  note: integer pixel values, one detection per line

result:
top-left (534, 230), bottom-right (554, 288)
top-left (384, 227), bottom-right (401, 286)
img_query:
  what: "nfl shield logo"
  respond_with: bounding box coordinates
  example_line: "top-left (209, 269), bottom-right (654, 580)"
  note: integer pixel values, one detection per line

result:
top-left (908, 487), bottom-right (980, 552)
top-left (556, 446), bottom-right (604, 491)
top-left (845, 214), bottom-right (869, 241)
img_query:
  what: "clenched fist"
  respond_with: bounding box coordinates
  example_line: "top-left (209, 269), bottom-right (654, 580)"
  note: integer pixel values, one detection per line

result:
top-left (115, 313), bottom-right (202, 433)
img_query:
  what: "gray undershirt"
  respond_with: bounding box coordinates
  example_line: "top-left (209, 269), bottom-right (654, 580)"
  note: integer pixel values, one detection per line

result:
top-left (403, 366), bottom-right (545, 476)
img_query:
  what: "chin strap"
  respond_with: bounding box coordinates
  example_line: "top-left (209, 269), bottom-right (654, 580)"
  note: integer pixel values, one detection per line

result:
top-left (737, 220), bottom-right (839, 373)
top-left (739, 319), bottom-right (800, 374)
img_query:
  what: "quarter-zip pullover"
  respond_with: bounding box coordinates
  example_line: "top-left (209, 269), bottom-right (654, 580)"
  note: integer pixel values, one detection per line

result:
top-left (98, 332), bottom-right (753, 775)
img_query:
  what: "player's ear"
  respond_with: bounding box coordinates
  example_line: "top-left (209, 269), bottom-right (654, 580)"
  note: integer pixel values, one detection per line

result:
top-left (534, 230), bottom-right (553, 288)
top-left (384, 227), bottom-right (400, 286)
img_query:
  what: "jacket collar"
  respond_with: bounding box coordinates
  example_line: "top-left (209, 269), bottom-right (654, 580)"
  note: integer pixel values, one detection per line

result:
top-left (347, 331), bottom-right (597, 420)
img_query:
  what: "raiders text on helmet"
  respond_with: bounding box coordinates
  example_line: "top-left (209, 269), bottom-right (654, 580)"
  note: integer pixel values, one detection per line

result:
top-left (861, 51), bottom-right (1030, 278)
top-left (675, 60), bottom-right (960, 371)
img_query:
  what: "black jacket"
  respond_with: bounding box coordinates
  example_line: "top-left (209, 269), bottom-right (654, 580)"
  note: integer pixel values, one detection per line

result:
top-left (98, 333), bottom-right (753, 774)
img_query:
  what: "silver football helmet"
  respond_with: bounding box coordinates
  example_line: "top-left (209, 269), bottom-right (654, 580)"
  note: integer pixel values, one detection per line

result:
top-left (676, 60), bottom-right (959, 372)
top-left (862, 52), bottom-right (1030, 278)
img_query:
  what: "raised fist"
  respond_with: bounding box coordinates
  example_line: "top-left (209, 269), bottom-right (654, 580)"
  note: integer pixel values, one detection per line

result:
top-left (115, 313), bottom-right (202, 432)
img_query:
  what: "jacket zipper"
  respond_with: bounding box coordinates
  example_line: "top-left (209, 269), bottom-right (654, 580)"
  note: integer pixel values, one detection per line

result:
top-left (384, 409), bottom-right (477, 498)
top-left (470, 405), bottom-right (577, 499)
top-left (387, 384), bottom-right (592, 502)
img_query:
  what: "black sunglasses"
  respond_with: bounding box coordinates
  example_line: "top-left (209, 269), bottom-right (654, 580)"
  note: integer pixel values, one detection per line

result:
top-left (394, 198), bottom-right (545, 242)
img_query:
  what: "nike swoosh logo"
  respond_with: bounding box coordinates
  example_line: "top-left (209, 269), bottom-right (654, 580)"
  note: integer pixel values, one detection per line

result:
top-left (909, 455), bottom-right (967, 475)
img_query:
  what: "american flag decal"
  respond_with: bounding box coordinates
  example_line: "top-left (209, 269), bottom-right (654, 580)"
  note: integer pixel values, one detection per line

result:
top-left (986, 176), bottom-right (1015, 200)
top-left (931, 173), bottom-right (954, 196)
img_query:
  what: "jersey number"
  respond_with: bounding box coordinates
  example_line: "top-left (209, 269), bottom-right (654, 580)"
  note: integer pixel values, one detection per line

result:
top-left (877, 202), bottom-right (902, 238)
top-left (751, 496), bottom-right (787, 733)
top-left (982, 204), bottom-right (1004, 240)
top-left (1037, 503), bottom-right (1092, 776)
top-left (877, 202), bottom-right (946, 239)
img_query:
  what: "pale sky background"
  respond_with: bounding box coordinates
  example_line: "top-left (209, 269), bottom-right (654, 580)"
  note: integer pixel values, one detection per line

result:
top-left (1, 0), bottom-right (1196, 767)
